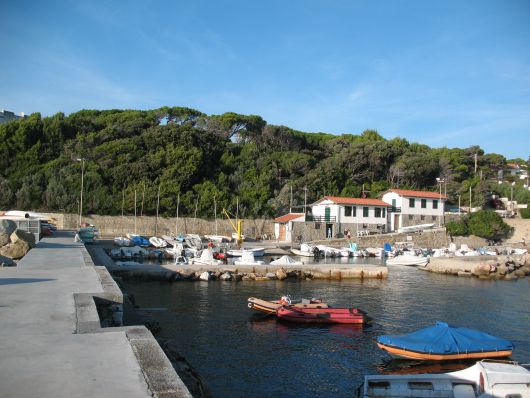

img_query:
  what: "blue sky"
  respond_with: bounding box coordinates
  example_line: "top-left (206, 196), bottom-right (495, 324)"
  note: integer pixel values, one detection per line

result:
top-left (1, 0), bottom-right (529, 159)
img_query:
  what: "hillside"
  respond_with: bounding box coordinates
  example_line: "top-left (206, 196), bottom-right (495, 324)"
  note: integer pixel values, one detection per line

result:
top-left (0, 107), bottom-right (527, 218)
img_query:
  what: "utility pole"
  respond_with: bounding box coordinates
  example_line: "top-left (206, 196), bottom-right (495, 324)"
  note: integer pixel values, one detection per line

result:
top-left (155, 184), bottom-right (160, 236)
top-left (474, 153), bottom-right (478, 174)
top-left (134, 189), bottom-right (137, 234)
top-left (290, 185), bottom-right (293, 213)
top-left (304, 186), bottom-right (307, 219)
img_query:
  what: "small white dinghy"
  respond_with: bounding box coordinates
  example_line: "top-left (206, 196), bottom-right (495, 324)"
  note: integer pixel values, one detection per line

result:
top-left (360, 360), bottom-right (530, 398)
top-left (114, 236), bottom-right (132, 246)
top-left (386, 254), bottom-right (429, 267)
top-left (149, 236), bottom-right (168, 248)
top-left (189, 247), bottom-right (222, 266)
top-left (227, 247), bottom-right (265, 257)
top-left (270, 255), bottom-right (303, 266)
top-left (234, 250), bottom-right (265, 266)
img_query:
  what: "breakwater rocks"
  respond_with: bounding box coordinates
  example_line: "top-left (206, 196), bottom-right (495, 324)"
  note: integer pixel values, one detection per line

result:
top-left (0, 219), bottom-right (35, 263)
top-left (422, 254), bottom-right (530, 280)
top-left (110, 265), bottom-right (387, 282)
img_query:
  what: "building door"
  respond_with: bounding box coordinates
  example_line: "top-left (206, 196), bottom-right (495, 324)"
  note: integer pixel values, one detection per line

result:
top-left (325, 207), bottom-right (331, 222)
top-left (326, 224), bottom-right (333, 239)
top-left (394, 214), bottom-right (400, 231)
top-left (279, 224), bottom-right (286, 241)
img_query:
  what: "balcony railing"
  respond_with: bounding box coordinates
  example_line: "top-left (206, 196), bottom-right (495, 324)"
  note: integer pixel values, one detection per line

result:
top-left (305, 215), bottom-right (337, 223)
top-left (389, 207), bottom-right (401, 213)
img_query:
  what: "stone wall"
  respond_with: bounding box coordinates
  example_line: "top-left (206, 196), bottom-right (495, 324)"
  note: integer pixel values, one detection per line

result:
top-left (49, 212), bottom-right (276, 239)
top-left (292, 221), bottom-right (450, 249)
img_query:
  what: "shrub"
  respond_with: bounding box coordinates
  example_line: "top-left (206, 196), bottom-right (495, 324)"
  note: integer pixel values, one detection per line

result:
top-left (467, 210), bottom-right (512, 240)
top-left (446, 220), bottom-right (468, 236)
top-left (520, 208), bottom-right (530, 219)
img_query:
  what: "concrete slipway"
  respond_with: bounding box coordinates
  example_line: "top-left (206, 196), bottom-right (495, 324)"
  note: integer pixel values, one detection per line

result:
top-left (0, 231), bottom-right (192, 398)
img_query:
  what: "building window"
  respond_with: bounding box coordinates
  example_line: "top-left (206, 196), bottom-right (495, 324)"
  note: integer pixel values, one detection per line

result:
top-left (421, 199), bottom-right (427, 208)
top-left (353, 206), bottom-right (356, 217)
top-left (382, 208), bottom-right (386, 217)
top-left (433, 199), bottom-right (438, 209)
top-left (363, 207), bottom-right (369, 217)
top-left (409, 198), bottom-right (415, 208)
top-left (345, 206), bottom-right (352, 217)
top-left (421, 215), bottom-right (425, 221)
top-left (375, 208), bottom-right (381, 217)
top-left (408, 215), bottom-right (414, 220)
top-left (432, 215), bottom-right (437, 221)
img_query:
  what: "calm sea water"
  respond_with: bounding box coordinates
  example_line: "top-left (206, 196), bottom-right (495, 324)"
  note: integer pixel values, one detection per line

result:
top-left (121, 263), bottom-right (530, 398)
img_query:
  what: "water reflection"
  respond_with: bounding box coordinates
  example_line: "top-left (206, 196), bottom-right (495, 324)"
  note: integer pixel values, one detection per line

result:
top-left (122, 263), bottom-right (530, 398)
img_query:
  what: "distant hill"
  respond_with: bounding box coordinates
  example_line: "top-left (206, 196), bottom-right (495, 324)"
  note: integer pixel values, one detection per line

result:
top-left (0, 107), bottom-right (525, 217)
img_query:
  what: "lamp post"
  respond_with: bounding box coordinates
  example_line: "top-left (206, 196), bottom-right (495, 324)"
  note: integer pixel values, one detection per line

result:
top-left (436, 177), bottom-right (445, 227)
top-left (76, 158), bottom-right (85, 227)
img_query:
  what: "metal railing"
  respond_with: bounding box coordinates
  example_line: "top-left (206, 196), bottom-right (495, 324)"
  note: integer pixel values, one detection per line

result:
top-left (305, 215), bottom-right (337, 223)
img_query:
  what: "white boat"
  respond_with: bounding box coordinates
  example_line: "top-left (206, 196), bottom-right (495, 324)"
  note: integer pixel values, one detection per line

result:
top-left (290, 248), bottom-right (315, 257)
top-left (231, 232), bottom-right (246, 241)
top-left (234, 250), bottom-right (265, 266)
top-left (386, 254), bottom-right (429, 267)
top-left (397, 223), bottom-right (436, 233)
top-left (360, 360), bottom-right (530, 398)
top-left (227, 247), bottom-right (265, 257)
top-left (149, 236), bottom-right (168, 248)
top-left (270, 255), bottom-right (303, 266)
top-left (204, 235), bottom-right (231, 243)
top-left (189, 247), bottom-right (223, 266)
top-left (114, 236), bottom-right (132, 246)
top-left (316, 245), bottom-right (341, 257)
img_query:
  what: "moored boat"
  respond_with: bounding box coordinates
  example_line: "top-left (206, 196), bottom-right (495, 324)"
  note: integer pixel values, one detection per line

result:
top-left (377, 321), bottom-right (513, 361)
top-left (247, 296), bottom-right (328, 314)
top-left (276, 306), bottom-right (368, 324)
top-left (386, 254), bottom-right (429, 267)
top-left (227, 247), bottom-right (265, 257)
top-left (359, 360), bottom-right (530, 398)
top-left (149, 236), bottom-right (168, 248)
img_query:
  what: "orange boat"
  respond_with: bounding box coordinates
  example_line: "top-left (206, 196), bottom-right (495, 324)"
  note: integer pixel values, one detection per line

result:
top-left (247, 296), bottom-right (327, 314)
top-left (276, 306), bottom-right (368, 324)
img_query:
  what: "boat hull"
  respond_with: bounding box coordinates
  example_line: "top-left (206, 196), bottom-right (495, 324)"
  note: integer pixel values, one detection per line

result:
top-left (247, 297), bottom-right (328, 314)
top-left (277, 307), bottom-right (367, 324)
top-left (376, 342), bottom-right (512, 361)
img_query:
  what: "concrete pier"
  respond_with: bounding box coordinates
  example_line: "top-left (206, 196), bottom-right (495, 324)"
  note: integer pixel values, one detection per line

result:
top-left (0, 231), bottom-right (192, 398)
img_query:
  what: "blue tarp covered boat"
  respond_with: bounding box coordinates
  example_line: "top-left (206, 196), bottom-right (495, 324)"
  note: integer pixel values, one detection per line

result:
top-left (377, 321), bottom-right (513, 360)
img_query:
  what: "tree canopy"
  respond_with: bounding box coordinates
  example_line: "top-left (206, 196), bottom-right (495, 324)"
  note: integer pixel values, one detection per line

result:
top-left (0, 107), bottom-right (518, 218)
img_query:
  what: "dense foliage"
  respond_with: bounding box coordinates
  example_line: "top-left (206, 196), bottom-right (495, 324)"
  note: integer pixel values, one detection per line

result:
top-left (0, 107), bottom-right (525, 218)
top-left (447, 210), bottom-right (513, 240)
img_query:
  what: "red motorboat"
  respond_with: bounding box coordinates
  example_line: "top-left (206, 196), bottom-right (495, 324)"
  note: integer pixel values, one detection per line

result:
top-left (276, 306), bottom-right (368, 324)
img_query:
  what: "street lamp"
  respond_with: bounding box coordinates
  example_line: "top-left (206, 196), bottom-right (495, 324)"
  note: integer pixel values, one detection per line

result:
top-left (76, 158), bottom-right (85, 227)
top-left (436, 177), bottom-right (445, 227)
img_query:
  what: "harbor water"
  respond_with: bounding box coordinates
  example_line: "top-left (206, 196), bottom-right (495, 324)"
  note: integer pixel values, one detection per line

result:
top-left (122, 263), bottom-right (530, 398)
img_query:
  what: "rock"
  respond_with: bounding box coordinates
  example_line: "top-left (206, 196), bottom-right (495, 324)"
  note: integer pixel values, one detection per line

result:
top-left (504, 274), bottom-right (518, 280)
top-left (0, 219), bottom-right (16, 236)
top-left (248, 272), bottom-right (257, 280)
top-left (241, 274), bottom-right (253, 281)
top-left (514, 269), bottom-right (526, 277)
top-left (472, 263), bottom-right (491, 277)
top-left (0, 240), bottom-right (31, 259)
top-left (521, 265), bottom-right (530, 276)
top-left (0, 233), bottom-right (9, 247)
top-left (276, 268), bottom-right (287, 280)
top-left (10, 229), bottom-right (36, 248)
top-left (199, 271), bottom-right (212, 281)
top-left (507, 264), bottom-right (516, 273)
top-left (496, 264), bottom-right (508, 276)
top-left (219, 272), bottom-right (232, 281)
top-left (0, 254), bottom-right (16, 267)
top-left (457, 271), bottom-right (472, 277)
top-left (265, 272), bottom-right (276, 280)
top-left (233, 273), bottom-right (243, 281)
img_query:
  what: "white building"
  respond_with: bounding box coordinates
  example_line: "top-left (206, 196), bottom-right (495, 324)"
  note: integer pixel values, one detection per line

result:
top-left (381, 189), bottom-right (447, 232)
top-left (310, 196), bottom-right (390, 237)
top-left (0, 109), bottom-right (26, 124)
top-left (273, 213), bottom-right (305, 242)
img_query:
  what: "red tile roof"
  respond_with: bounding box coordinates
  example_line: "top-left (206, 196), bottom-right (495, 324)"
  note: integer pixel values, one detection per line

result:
top-left (314, 196), bottom-right (390, 207)
top-left (274, 213), bottom-right (304, 223)
top-left (386, 189), bottom-right (447, 200)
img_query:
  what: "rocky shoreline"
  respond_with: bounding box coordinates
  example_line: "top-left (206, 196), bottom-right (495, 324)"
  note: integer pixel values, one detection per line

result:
top-left (422, 254), bottom-right (530, 279)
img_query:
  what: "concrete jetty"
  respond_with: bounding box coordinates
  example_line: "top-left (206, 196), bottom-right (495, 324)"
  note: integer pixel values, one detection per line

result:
top-left (0, 231), bottom-right (192, 398)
